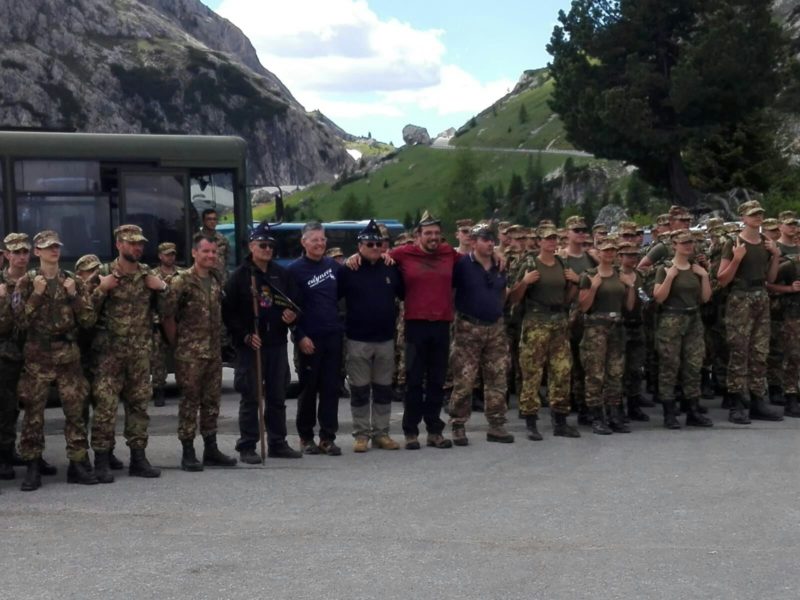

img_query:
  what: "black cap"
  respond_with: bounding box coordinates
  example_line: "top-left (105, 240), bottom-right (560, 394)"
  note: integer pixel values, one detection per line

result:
top-left (357, 219), bottom-right (383, 242)
top-left (249, 221), bottom-right (275, 242)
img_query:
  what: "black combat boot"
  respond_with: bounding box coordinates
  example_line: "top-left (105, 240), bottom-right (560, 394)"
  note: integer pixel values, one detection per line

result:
top-left (153, 387), bottom-right (165, 408)
top-left (108, 447), bottom-right (124, 470)
top-left (0, 446), bottom-right (15, 480)
top-left (93, 451), bottom-right (115, 483)
top-left (608, 404), bottom-right (631, 433)
top-left (727, 393), bottom-right (751, 425)
top-left (20, 459), bottom-right (41, 491)
top-left (38, 457), bottom-right (57, 476)
top-left (525, 415), bottom-right (543, 441)
top-left (749, 392), bottom-right (783, 421)
top-left (590, 406), bottom-right (612, 435)
top-left (181, 439), bottom-right (204, 472)
top-left (202, 434), bottom-right (237, 467)
top-left (685, 398), bottom-right (713, 427)
top-left (577, 404), bottom-right (592, 427)
top-left (721, 392), bottom-right (733, 410)
top-left (12, 449), bottom-right (25, 466)
top-left (627, 395), bottom-right (650, 422)
top-left (662, 400), bottom-right (681, 430)
top-left (784, 393), bottom-right (800, 418)
top-left (129, 448), bottom-right (161, 478)
top-left (67, 458), bottom-right (99, 485)
top-left (700, 368), bottom-right (715, 400)
top-left (768, 385), bottom-right (785, 406)
top-left (551, 412), bottom-right (580, 438)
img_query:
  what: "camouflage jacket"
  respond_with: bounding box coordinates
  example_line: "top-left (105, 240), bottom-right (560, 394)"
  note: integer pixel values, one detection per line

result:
top-left (90, 259), bottom-right (162, 348)
top-left (161, 266), bottom-right (223, 362)
top-left (13, 269), bottom-right (95, 364)
top-left (0, 268), bottom-right (26, 361)
top-left (152, 266), bottom-right (183, 325)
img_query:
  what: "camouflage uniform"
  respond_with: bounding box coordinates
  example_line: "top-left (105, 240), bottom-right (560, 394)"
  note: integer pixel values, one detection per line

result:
top-left (656, 311), bottom-right (705, 404)
top-left (503, 246), bottom-right (523, 396)
top-left (161, 267), bottom-right (223, 441)
top-left (580, 318), bottom-right (625, 409)
top-left (393, 300), bottom-right (406, 388)
top-left (14, 267), bottom-right (95, 462)
top-left (0, 267), bottom-right (26, 455)
top-left (90, 258), bottom-right (163, 451)
top-left (150, 264), bottom-right (181, 392)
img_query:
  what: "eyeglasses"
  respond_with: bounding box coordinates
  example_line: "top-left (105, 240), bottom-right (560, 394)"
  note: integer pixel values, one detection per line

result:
top-left (362, 241), bottom-right (381, 248)
top-left (257, 242), bottom-right (275, 250)
top-left (570, 228), bottom-right (588, 234)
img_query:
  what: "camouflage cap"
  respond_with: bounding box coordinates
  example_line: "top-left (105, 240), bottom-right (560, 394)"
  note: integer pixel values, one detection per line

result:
top-left (565, 215), bottom-right (587, 230)
top-left (455, 218), bottom-right (474, 228)
top-left (377, 223), bottom-right (390, 239)
top-left (33, 230), bottom-right (63, 248)
top-left (497, 220), bottom-right (512, 233)
top-left (617, 221), bottom-right (637, 234)
top-left (706, 217), bottom-right (725, 231)
top-left (538, 219), bottom-right (555, 228)
top-left (617, 241), bottom-right (640, 255)
top-left (596, 239), bottom-right (618, 251)
top-left (3, 232), bottom-right (31, 252)
top-left (592, 223), bottom-right (608, 233)
top-left (725, 222), bottom-right (741, 233)
top-left (762, 218), bottom-right (780, 231)
top-left (668, 205), bottom-right (689, 218)
top-left (537, 225), bottom-right (558, 239)
top-left (158, 242), bottom-right (177, 255)
top-left (670, 230), bottom-right (694, 244)
top-left (738, 200), bottom-right (764, 217)
top-left (655, 214), bottom-right (670, 226)
top-left (114, 224), bottom-right (148, 242)
top-left (325, 247), bottom-right (344, 258)
top-left (779, 210), bottom-right (798, 225)
top-left (505, 224), bottom-right (523, 238)
top-left (75, 254), bottom-right (101, 272)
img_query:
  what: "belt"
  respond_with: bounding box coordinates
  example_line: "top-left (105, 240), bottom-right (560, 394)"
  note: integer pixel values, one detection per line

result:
top-left (456, 312), bottom-right (499, 327)
top-left (659, 306), bottom-right (699, 314)
top-left (584, 312), bottom-right (622, 325)
top-left (525, 311), bottom-right (568, 322)
top-left (729, 287), bottom-right (766, 296)
top-left (526, 301), bottom-right (568, 313)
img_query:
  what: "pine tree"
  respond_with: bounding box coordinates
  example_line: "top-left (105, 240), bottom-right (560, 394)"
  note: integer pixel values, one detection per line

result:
top-left (361, 195), bottom-right (375, 219)
top-left (440, 149), bottom-right (482, 230)
top-left (518, 104), bottom-right (529, 124)
top-left (339, 193), bottom-right (361, 220)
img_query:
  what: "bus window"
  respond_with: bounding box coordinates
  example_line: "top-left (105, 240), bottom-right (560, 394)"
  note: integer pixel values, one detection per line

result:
top-left (190, 171), bottom-right (235, 221)
top-left (14, 160), bottom-right (100, 193)
top-left (122, 173), bottom-right (187, 264)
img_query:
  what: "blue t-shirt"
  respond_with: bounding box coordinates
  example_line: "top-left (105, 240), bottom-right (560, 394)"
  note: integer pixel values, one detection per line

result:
top-left (288, 255), bottom-right (343, 340)
top-left (453, 253), bottom-right (507, 322)
top-left (338, 259), bottom-right (404, 342)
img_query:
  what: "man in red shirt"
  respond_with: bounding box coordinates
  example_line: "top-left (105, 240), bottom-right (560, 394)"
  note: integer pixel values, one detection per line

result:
top-left (390, 212), bottom-right (460, 449)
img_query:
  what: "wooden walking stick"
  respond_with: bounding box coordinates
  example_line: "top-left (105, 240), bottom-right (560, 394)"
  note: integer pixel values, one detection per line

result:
top-left (250, 273), bottom-right (267, 463)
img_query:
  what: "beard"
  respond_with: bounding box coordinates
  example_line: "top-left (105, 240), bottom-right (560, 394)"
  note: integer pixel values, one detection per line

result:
top-left (122, 252), bottom-right (140, 263)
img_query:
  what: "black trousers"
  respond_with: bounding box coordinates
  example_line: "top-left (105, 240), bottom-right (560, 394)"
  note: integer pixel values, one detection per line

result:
top-left (296, 332), bottom-right (343, 442)
top-left (402, 320), bottom-right (449, 436)
top-left (235, 344), bottom-right (290, 451)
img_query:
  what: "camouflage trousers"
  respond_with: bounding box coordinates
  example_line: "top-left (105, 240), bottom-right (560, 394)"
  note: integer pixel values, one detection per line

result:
top-left (725, 290), bottom-right (770, 396)
top-left (656, 312), bottom-right (705, 402)
top-left (580, 321), bottom-right (625, 408)
top-left (91, 342), bottom-right (152, 451)
top-left (393, 303), bottom-right (406, 386)
top-left (0, 358), bottom-right (22, 449)
top-left (505, 308), bottom-right (523, 395)
top-left (448, 317), bottom-right (508, 426)
top-left (518, 316), bottom-right (571, 416)
top-left (18, 359), bottom-right (89, 462)
top-left (782, 316), bottom-right (800, 394)
top-left (642, 303), bottom-right (659, 386)
top-left (175, 356), bottom-right (221, 441)
top-left (767, 314), bottom-right (784, 388)
top-left (623, 323), bottom-right (645, 398)
top-left (150, 327), bottom-right (169, 389)
top-left (569, 307), bottom-right (586, 404)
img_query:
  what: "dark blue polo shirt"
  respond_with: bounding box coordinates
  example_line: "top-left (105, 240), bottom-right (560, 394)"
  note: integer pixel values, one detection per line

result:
top-left (338, 259), bottom-right (404, 342)
top-left (453, 253), bottom-right (507, 322)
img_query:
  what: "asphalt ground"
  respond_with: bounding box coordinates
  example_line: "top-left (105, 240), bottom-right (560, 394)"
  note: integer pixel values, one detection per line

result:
top-left (3, 371), bottom-right (800, 600)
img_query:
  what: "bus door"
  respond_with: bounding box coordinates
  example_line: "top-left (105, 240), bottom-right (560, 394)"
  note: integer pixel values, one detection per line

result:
top-left (120, 171), bottom-right (191, 265)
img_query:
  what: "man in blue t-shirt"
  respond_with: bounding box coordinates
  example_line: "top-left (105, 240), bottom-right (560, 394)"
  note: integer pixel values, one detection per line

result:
top-left (338, 220), bottom-right (404, 452)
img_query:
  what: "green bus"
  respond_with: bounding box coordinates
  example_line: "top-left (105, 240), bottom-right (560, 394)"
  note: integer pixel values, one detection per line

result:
top-left (0, 131), bottom-right (251, 266)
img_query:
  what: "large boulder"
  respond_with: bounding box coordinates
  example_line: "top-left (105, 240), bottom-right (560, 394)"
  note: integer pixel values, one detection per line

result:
top-left (402, 124), bottom-right (431, 146)
top-left (595, 204), bottom-right (629, 227)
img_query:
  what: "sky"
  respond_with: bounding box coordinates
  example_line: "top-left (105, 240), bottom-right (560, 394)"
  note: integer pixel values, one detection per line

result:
top-left (201, 0), bottom-right (573, 145)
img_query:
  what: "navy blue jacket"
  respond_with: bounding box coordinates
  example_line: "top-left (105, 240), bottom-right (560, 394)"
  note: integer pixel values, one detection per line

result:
top-left (338, 259), bottom-right (404, 342)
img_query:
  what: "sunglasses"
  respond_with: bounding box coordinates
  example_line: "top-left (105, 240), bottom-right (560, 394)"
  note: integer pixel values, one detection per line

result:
top-left (570, 228), bottom-right (588, 234)
top-left (362, 241), bottom-right (382, 248)
top-left (257, 242), bottom-right (275, 250)
top-left (621, 233), bottom-right (636, 238)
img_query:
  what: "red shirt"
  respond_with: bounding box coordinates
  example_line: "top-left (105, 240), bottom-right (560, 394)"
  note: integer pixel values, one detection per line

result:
top-left (390, 242), bottom-right (460, 321)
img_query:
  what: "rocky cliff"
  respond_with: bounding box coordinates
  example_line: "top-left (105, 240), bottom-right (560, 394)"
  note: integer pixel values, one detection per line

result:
top-left (0, 0), bottom-right (353, 185)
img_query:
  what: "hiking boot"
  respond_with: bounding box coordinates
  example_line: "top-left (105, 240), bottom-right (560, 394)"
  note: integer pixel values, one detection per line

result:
top-left (108, 449), bottom-right (124, 470)
top-left (451, 424), bottom-right (469, 446)
top-left (153, 387), bottom-right (165, 407)
top-left (20, 459), bottom-right (41, 492)
top-left (525, 414), bottom-right (543, 441)
top-left (591, 406), bottom-right (612, 435)
top-left (685, 398), bottom-right (713, 427)
top-left (202, 434), bottom-right (237, 466)
top-left (267, 442), bottom-right (302, 458)
top-left (93, 451), bottom-right (115, 483)
top-left (749, 393), bottom-right (783, 421)
top-left (727, 393), bottom-right (751, 425)
top-left (608, 405), bottom-right (631, 433)
top-left (551, 412), bottom-right (580, 438)
top-left (67, 459), bottom-right (99, 485)
top-left (662, 400), bottom-right (681, 430)
top-left (239, 448), bottom-right (263, 464)
top-left (405, 435), bottom-right (421, 450)
top-left (372, 435), bottom-right (400, 450)
top-left (426, 434), bottom-right (452, 449)
top-left (318, 440), bottom-right (342, 456)
top-left (300, 439), bottom-right (321, 455)
top-left (353, 436), bottom-right (369, 453)
top-left (626, 396), bottom-right (650, 422)
top-left (180, 439), bottom-right (204, 472)
top-left (486, 425), bottom-right (514, 443)
top-left (129, 448), bottom-right (161, 478)
top-left (784, 393), bottom-right (800, 418)
top-left (768, 384), bottom-right (785, 406)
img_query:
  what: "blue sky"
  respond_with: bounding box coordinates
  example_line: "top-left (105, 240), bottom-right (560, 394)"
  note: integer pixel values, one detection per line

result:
top-left (201, 0), bottom-right (572, 145)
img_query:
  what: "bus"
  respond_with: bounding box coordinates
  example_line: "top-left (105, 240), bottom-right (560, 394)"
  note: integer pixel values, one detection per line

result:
top-left (0, 131), bottom-right (251, 266)
top-left (218, 220), bottom-right (406, 267)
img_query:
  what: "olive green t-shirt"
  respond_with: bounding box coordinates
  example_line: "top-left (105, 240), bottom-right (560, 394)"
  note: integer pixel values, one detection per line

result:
top-left (778, 242), bottom-right (799, 258)
top-left (565, 252), bottom-right (595, 275)
top-left (579, 270), bottom-right (626, 314)
top-left (721, 237), bottom-right (769, 287)
top-left (655, 265), bottom-right (701, 309)
top-left (519, 255), bottom-right (567, 309)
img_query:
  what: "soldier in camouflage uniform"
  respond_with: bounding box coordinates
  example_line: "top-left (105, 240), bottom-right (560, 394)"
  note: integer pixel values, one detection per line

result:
top-left (762, 218), bottom-right (786, 406)
top-left (653, 230), bottom-right (714, 429)
top-left (509, 224), bottom-right (581, 440)
top-left (151, 242), bottom-right (181, 407)
top-left (716, 201), bottom-right (782, 424)
top-left (578, 239), bottom-right (637, 434)
top-left (89, 224), bottom-right (169, 482)
top-left (200, 208), bottom-right (230, 283)
top-left (14, 231), bottom-right (98, 491)
top-left (706, 218), bottom-right (734, 405)
top-left (448, 224), bottom-right (514, 444)
top-left (162, 233), bottom-right (237, 471)
top-left (503, 225), bottom-right (526, 402)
